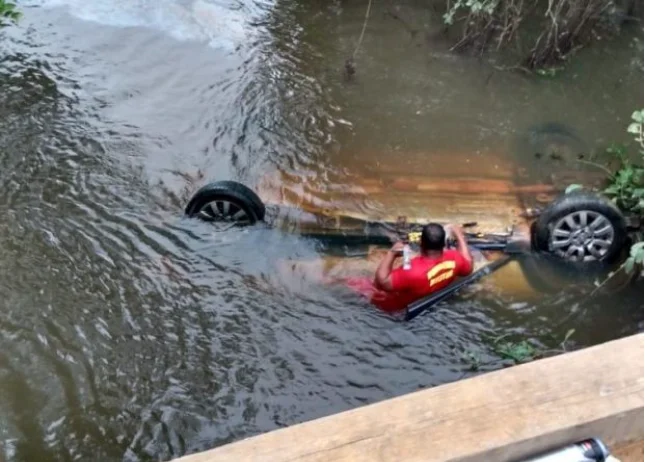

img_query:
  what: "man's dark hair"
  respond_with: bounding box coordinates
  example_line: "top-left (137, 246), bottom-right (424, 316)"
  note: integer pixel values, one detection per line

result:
top-left (421, 223), bottom-right (446, 251)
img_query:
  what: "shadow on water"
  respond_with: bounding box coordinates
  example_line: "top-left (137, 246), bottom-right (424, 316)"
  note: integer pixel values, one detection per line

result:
top-left (0, 0), bottom-right (642, 461)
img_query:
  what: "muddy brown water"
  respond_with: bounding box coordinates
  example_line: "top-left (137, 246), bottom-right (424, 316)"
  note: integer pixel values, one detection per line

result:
top-left (0, 1), bottom-right (643, 461)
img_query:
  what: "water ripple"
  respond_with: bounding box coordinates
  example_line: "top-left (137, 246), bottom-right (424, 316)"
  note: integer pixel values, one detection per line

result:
top-left (0, 1), bottom-right (642, 461)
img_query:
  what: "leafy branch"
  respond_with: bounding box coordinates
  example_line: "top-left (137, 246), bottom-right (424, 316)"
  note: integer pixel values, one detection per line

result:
top-left (603, 111), bottom-right (644, 213)
top-left (603, 155), bottom-right (644, 214)
top-left (627, 109), bottom-right (644, 151)
top-left (567, 109), bottom-right (644, 276)
top-left (605, 110), bottom-right (644, 275)
top-left (625, 242), bottom-right (644, 275)
top-left (0, 0), bottom-right (21, 28)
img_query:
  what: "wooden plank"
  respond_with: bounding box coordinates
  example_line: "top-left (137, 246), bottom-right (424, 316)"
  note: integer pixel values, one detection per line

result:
top-left (173, 334), bottom-right (643, 462)
top-left (614, 439), bottom-right (644, 462)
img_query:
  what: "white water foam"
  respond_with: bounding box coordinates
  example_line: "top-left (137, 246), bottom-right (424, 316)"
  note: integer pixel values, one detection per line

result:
top-left (25, 0), bottom-right (254, 50)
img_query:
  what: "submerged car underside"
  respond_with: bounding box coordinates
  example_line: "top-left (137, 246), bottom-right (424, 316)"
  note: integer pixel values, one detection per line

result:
top-left (182, 176), bottom-right (631, 320)
top-left (180, 125), bottom-right (635, 318)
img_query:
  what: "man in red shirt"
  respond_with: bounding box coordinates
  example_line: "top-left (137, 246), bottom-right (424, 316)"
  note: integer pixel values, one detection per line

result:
top-left (345, 223), bottom-right (473, 313)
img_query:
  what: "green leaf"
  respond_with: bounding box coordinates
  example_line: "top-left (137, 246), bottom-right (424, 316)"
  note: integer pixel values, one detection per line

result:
top-left (604, 184), bottom-right (620, 195)
top-left (492, 333), bottom-right (510, 344)
top-left (606, 143), bottom-right (628, 158)
top-left (636, 198), bottom-right (645, 211)
top-left (0, 0), bottom-right (19, 24)
top-left (495, 340), bottom-right (535, 363)
top-left (630, 242), bottom-right (644, 257)
top-left (536, 68), bottom-right (557, 78)
top-left (627, 123), bottom-right (641, 134)
top-left (563, 328), bottom-right (575, 344)
top-left (625, 257), bottom-right (635, 274)
top-left (617, 168), bottom-right (633, 184)
top-left (631, 243), bottom-right (645, 265)
top-left (443, 12), bottom-right (454, 25)
top-left (632, 110), bottom-right (644, 124)
top-left (460, 350), bottom-right (481, 371)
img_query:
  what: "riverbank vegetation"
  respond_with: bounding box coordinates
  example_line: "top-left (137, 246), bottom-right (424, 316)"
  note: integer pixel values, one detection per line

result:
top-left (441, 0), bottom-right (643, 69)
top-left (567, 109), bottom-right (644, 273)
top-left (604, 110), bottom-right (644, 213)
top-left (608, 109), bottom-right (643, 273)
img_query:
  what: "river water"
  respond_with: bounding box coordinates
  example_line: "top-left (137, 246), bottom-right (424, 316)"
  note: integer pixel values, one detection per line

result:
top-left (0, 1), bottom-right (643, 460)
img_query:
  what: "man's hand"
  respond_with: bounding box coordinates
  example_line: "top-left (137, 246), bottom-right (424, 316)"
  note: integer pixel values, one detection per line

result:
top-left (445, 223), bottom-right (473, 275)
top-left (375, 241), bottom-right (405, 291)
top-left (444, 224), bottom-right (461, 239)
top-left (390, 241), bottom-right (405, 254)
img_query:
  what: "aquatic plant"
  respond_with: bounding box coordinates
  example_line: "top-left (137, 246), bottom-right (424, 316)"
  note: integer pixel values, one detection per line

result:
top-left (460, 349), bottom-right (484, 371)
top-left (458, 329), bottom-right (576, 376)
top-left (0, 1), bottom-right (20, 28)
top-left (493, 328), bottom-right (575, 363)
top-left (493, 336), bottom-right (536, 363)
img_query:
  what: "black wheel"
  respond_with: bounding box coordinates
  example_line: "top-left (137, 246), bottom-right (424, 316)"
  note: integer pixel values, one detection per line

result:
top-left (532, 190), bottom-right (627, 264)
top-left (184, 180), bottom-right (265, 227)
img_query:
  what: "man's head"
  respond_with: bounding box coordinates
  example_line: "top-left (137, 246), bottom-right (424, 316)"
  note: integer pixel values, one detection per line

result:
top-left (420, 223), bottom-right (446, 251)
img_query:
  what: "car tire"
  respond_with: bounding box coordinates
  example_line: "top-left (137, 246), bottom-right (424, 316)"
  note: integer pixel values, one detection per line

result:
top-left (185, 180), bottom-right (266, 225)
top-left (532, 190), bottom-right (627, 264)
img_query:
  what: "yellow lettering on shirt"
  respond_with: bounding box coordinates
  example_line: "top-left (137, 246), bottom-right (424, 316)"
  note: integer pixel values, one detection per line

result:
top-left (426, 261), bottom-right (456, 280)
top-left (429, 271), bottom-right (454, 286)
top-left (427, 260), bottom-right (456, 287)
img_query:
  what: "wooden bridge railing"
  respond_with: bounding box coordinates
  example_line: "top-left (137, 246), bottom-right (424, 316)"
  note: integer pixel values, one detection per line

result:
top-left (173, 333), bottom-right (643, 462)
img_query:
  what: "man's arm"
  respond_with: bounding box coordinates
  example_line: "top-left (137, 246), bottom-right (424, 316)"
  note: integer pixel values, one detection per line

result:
top-left (374, 241), bottom-right (405, 291)
top-left (447, 224), bottom-right (473, 275)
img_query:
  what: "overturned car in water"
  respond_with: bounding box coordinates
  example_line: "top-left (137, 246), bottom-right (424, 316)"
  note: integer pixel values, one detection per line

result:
top-left (184, 179), bottom-right (627, 263)
top-left (182, 176), bottom-right (633, 319)
top-left (179, 122), bottom-right (638, 318)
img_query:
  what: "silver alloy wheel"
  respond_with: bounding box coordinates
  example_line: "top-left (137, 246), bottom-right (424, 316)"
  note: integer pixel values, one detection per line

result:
top-left (198, 200), bottom-right (251, 228)
top-left (549, 210), bottom-right (615, 262)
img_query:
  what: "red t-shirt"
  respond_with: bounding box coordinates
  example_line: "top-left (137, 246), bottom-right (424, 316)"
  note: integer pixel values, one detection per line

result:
top-left (345, 250), bottom-right (472, 313)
